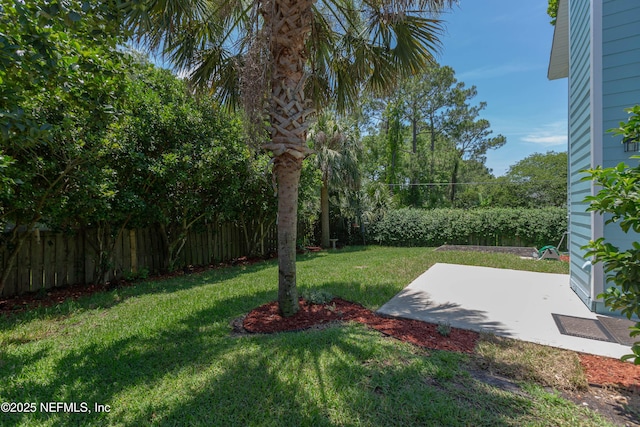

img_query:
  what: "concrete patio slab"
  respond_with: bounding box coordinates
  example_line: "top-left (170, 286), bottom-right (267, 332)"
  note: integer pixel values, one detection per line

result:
top-left (377, 263), bottom-right (632, 359)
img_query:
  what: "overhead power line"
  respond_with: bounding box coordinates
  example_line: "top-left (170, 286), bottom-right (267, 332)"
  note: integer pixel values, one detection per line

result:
top-left (386, 180), bottom-right (561, 187)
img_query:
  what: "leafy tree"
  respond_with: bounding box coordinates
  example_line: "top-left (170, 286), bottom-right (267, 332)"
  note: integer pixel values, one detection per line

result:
top-left (583, 106), bottom-right (640, 363)
top-left (0, 0), bottom-right (127, 294)
top-left (446, 102), bottom-right (506, 204)
top-left (237, 154), bottom-right (278, 257)
top-left (548, 0), bottom-right (559, 26)
top-left (384, 100), bottom-right (405, 192)
top-left (452, 159), bottom-right (495, 208)
top-left (123, 0), bottom-right (456, 316)
top-left (496, 151), bottom-right (568, 208)
top-left (399, 65), bottom-right (466, 204)
top-left (360, 65), bottom-right (502, 208)
top-left (110, 64), bottom-right (250, 272)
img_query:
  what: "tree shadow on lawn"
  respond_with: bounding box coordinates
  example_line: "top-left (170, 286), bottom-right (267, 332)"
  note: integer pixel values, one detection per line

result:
top-left (1, 289), bottom-right (591, 426)
top-left (0, 289), bottom-right (276, 426)
top-left (120, 326), bottom-right (542, 426)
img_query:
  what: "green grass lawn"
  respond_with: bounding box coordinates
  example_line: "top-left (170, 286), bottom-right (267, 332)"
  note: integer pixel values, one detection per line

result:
top-left (0, 247), bottom-right (613, 426)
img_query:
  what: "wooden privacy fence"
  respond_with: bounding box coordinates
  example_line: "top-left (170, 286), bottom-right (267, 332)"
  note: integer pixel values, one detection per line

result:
top-left (0, 222), bottom-right (277, 298)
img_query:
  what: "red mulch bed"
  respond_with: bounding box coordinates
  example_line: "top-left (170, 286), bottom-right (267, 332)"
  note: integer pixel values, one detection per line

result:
top-left (579, 354), bottom-right (640, 391)
top-left (243, 298), bottom-right (478, 353)
top-left (244, 298), bottom-right (640, 391)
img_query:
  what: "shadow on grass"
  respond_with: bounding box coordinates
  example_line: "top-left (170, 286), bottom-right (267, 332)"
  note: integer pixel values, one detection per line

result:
top-left (117, 326), bottom-right (537, 426)
top-left (0, 288), bottom-right (274, 426)
top-left (1, 283), bottom-right (577, 426)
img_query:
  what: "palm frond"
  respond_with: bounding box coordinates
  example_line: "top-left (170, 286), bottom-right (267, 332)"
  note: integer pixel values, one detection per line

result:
top-left (122, 0), bottom-right (254, 107)
top-left (122, 0), bottom-right (454, 114)
top-left (122, 0), bottom-right (212, 51)
top-left (312, 0), bottom-right (451, 112)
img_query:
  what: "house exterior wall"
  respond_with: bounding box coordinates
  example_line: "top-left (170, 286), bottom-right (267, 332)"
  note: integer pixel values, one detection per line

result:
top-left (550, 0), bottom-right (640, 313)
top-left (602, 0), bottom-right (640, 190)
top-left (596, 0), bottom-right (640, 312)
top-left (567, 0), bottom-right (594, 307)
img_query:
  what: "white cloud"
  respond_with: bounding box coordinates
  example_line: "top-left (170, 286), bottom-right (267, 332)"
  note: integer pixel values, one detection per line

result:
top-left (522, 135), bottom-right (567, 144)
top-left (521, 121), bottom-right (568, 147)
top-left (457, 63), bottom-right (540, 81)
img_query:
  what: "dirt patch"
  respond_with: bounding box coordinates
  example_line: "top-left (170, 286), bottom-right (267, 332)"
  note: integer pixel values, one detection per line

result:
top-left (0, 282), bottom-right (119, 314)
top-left (561, 386), bottom-right (640, 427)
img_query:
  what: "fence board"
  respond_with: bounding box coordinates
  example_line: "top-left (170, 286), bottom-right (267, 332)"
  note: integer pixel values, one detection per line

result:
top-left (209, 225), bottom-right (215, 264)
top-left (54, 233), bottom-right (66, 288)
top-left (217, 224), bottom-right (224, 261)
top-left (191, 234), bottom-right (196, 265)
top-left (1, 242), bottom-right (16, 297)
top-left (84, 230), bottom-right (96, 284)
top-left (129, 230), bottom-right (138, 274)
top-left (17, 235), bottom-right (31, 294)
top-left (214, 224), bottom-right (221, 262)
top-left (1, 221), bottom-right (276, 298)
top-left (150, 229), bottom-right (161, 273)
top-left (213, 224), bottom-right (222, 264)
top-left (43, 233), bottom-right (55, 289)
top-left (188, 232), bottom-right (197, 265)
top-left (198, 231), bottom-right (206, 265)
top-left (232, 224), bottom-right (239, 258)
top-left (121, 230), bottom-right (131, 276)
top-left (188, 232), bottom-right (196, 265)
top-left (140, 229), bottom-right (152, 272)
top-left (112, 231), bottom-right (123, 281)
top-left (226, 223), bottom-right (232, 260)
top-left (66, 232), bottom-right (77, 286)
top-left (140, 228), bottom-right (151, 272)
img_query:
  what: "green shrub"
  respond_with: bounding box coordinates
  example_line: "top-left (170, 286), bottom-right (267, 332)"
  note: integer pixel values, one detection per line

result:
top-left (367, 207), bottom-right (567, 248)
top-left (437, 322), bottom-right (451, 337)
top-left (301, 289), bottom-right (334, 305)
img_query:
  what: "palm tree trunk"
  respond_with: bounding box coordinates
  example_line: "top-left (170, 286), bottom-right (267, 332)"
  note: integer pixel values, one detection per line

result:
top-left (275, 158), bottom-right (302, 316)
top-left (262, 0), bottom-right (314, 316)
top-left (321, 182), bottom-right (330, 248)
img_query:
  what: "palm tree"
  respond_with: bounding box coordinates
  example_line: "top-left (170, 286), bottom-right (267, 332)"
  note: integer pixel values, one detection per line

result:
top-left (123, 0), bottom-right (455, 316)
top-left (309, 114), bottom-right (360, 248)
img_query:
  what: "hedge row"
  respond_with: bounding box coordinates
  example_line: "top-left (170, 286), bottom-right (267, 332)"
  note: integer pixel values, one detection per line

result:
top-left (367, 208), bottom-right (567, 249)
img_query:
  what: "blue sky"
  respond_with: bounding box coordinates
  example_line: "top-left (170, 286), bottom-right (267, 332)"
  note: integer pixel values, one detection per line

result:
top-left (436, 0), bottom-right (568, 176)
